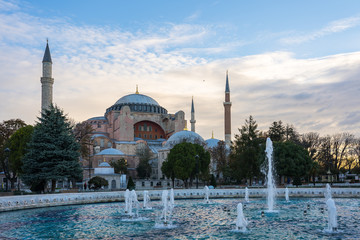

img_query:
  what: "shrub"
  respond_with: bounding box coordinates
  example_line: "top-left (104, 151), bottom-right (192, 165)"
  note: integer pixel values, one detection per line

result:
top-left (88, 176), bottom-right (108, 190)
top-left (127, 176), bottom-right (135, 190)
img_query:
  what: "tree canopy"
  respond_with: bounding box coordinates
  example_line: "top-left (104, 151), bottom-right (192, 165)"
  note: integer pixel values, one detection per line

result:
top-left (110, 158), bottom-right (128, 174)
top-left (162, 142), bottom-right (210, 188)
top-left (136, 145), bottom-right (152, 178)
top-left (21, 105), bottom-right (82, 192)
top-left (4, 125), bottom-right (34, 190)
top-left (230, 115), bottom-right (264, 184)
top-left (273, 141), bottom-right (313, 182)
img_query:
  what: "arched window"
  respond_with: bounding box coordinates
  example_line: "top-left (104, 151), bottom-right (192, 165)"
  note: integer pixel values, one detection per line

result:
top-left (111, 180), bottom-right (116, 189)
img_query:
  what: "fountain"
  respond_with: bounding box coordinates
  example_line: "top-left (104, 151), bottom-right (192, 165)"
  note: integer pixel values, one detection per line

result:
top-left (124, 189), bottom-right (130, 213)
top-left (170, 188), bottom-right (175, 209)
top-left (1, 191), bottom-right (359, 239)
top-left (143, 190), bottom-right (151, 209)
top-left (285, 187), bottom-right (289, 202)
top-left (235, 203), bottom-right (248, 232)
top-left (122, 190), bottom-right (149, 221)
top-left (265, 137), bottom-right (276, 212)
top-left (127, 190), bottom-right (139, 217)
top-left (245, 187), bottom-right (249, 203)
top-left (324, 183), bottom-right (332, 201)
top-left (325, 198), bottom-right (338, 232)
top-left (204, 186), bottom-right (210, 203)
top-left (155, 190), bottom-right (175, 228)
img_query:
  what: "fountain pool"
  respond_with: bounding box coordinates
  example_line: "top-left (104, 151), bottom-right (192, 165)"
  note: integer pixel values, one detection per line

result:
top-left (0, 197), bottom-right (358, 239)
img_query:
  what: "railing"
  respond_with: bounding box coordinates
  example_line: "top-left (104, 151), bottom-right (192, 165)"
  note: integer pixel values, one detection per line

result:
top-left (1, 188), bottom-right (359, 212)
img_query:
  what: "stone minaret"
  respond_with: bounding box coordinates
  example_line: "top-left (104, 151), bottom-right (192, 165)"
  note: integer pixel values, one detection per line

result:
top-left (190, 96), bottom-right (196, 132)
top-left (223, 70), bottom-right (232, 146)
top-left (41, 40), bottom-right (54, 113)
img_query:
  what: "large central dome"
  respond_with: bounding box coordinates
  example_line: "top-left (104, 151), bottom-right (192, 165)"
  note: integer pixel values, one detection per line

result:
top-left (105, 92), bottom-right (167, 115)
top-left (115, 93), bottom-right (160, 106)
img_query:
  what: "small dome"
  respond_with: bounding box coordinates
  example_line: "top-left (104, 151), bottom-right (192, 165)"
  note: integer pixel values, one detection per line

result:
top-left (205, 138), bottom-right (220, 148)
top-left (96, 148), bottom-right (125, 156)
top-left (99, 162), bottom-right (111, 167)
top-left (115, 93), bottom-right (160, 106)
top-left (164, 130), bottom-right (205, 148)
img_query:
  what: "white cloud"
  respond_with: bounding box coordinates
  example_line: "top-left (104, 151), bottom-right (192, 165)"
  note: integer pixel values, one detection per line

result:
top-left (281, 16), bottom-right (360, 44)
top-left (0, 1), bottom-right (359, 141)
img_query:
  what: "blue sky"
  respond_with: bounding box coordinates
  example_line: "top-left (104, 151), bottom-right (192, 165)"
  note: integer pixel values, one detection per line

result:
top-left (1, 0), bottom-right (360, 139)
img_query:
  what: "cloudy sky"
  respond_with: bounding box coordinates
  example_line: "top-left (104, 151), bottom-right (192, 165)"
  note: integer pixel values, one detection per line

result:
top-left (1, 0), bottom-right (360, 139)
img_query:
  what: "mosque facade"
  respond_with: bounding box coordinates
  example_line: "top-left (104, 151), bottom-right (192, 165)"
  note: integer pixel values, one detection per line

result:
top-left (40, 42), bottom-right (232, 189)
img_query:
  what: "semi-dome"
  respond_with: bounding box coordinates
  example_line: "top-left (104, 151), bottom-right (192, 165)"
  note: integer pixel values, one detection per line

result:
top-left (205, 138), bottom-right (230, 150)
top-left (205, 138), bottom-right (220, 148)
top-left (115, 93), bottom-right (160, 106)
top-left (96, 148), bottom-right (125, 156)
top-left (164, 130), bottom-right (205, 149)
top-left (98, 162), bottom-right (111, 167)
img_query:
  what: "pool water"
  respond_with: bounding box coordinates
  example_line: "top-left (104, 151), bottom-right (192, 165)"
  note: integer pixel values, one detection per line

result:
top-left (0, 198), bottom-right (359, 239)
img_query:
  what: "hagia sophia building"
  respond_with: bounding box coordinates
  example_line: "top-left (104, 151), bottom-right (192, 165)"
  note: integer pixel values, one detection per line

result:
top-left (40, 42), bottom-right (232, 189)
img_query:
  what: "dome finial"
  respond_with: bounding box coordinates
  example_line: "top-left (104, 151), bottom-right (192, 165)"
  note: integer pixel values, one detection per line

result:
top-left (135, 85), bottom-right (139, 94)
top-left (184, 121), bottom-right (188, 131)
top-left (212, 131), bottom-right (214, 139)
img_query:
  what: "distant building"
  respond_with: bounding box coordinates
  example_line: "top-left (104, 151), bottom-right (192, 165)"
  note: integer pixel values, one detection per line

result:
top-left (40, 42), bottom-right (232, 187)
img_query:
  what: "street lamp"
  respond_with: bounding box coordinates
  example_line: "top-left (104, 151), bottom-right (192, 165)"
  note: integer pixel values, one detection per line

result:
top-left (195, 155), bottom-right (199, 189)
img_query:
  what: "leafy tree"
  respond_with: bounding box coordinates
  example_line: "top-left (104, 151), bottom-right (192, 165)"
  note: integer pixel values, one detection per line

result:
top-left (110, 158), bottom-right (128, 174)
top-left (0, 119), bottom-right (26, 174)
top-left (4, 125), bottom-right (34, 190)
top-left (230, 115), bottom-right (264, 185)
top-left (161, 153), bottom-right (176, 187)
top-left (73, 121), bottom-right (94, 160)
top-left (271, 141), bottom-right (313, 184)
top-left (88, 176), bottom-right (108, 190)
top-left (209, 140), bottom-right (230, 181)
top-left (210, 174), bottom-right (217, 188)
top-left (164, 142), bottom-right (196, 188)
top-left (268, 120), bottom-right (285, 142)
top-left (127, 176), bottom-right (135, 190)
top-left (192, 143), bottom-right (211, 185)
top-left (293, 176), bottom-right (302, 187)
top-left (136, 145), bottom-right (152, 178)
top-left (22, 105), bottom-right (83, 193)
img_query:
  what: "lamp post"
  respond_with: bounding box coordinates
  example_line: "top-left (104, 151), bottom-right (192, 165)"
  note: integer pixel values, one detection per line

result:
top-left (195, 155), bottom-right (199, 189)
top-left (4, 148), bottom-right (10, 191)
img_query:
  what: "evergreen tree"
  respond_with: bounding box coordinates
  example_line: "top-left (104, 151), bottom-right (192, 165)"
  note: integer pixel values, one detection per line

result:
top-left (22, 105), bottom-right (82, 193)
top-left (230, 115), bottom-right (264, 185)
top-left (127, 176), bottom-right (135, 190)
top-left (268, 120), bottom-right (285, 142)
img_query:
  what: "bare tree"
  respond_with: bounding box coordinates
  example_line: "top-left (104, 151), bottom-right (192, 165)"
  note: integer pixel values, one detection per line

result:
top-left (331, 133), bottom-right (354, 175)
top-left (300, 132), bottom-right (321, 161)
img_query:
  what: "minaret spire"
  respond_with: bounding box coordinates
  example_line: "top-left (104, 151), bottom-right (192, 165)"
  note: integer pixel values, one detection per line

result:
top-left (223, 70), bottom-right (232, 146)
top-left (190, 96), bottom-right (196, 132)
top-left (41, 40), bottom-right (54, 113)
top-left (225, 70), bottom-right (230, 92)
